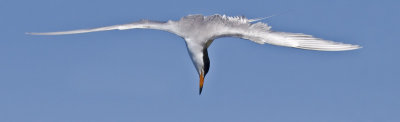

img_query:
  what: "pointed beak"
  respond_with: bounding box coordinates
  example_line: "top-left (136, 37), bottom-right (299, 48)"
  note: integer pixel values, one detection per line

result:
top-left (199, 71), bottom-right (204, 95)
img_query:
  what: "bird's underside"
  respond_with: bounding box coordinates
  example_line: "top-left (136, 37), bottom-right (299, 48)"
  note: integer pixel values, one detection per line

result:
top-left (27, 14), bottom-right (361, 94)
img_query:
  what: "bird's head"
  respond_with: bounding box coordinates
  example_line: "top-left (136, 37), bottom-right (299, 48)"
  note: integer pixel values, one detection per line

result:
top-left (185, 39), bottom-right (213, 95)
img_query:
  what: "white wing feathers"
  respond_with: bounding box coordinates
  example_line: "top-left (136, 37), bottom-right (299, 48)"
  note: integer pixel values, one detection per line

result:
top-left (237, 30), bottom-right (361, 51)
top-left (263, 31), bottom-right (361, 51)
top-left (27, 20), bottom-right (171, 35)
top-left (216, 15), bottom-right (360, 51)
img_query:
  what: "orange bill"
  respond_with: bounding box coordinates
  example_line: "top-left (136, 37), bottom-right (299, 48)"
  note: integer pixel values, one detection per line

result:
top-left (199, 71), bottom-right (204, 95)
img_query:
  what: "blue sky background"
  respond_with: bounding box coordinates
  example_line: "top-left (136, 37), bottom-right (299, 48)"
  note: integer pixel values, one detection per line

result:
top-left (1, 0), bottom-right (399, 121)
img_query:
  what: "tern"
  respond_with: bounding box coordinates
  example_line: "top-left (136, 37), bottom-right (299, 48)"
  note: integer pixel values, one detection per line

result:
top-left (28, 14), bottom-right (361, 94)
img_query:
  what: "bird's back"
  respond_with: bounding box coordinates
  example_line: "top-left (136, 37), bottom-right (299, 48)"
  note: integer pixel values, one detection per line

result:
top-left (174, 14), bottom-right (266, 41)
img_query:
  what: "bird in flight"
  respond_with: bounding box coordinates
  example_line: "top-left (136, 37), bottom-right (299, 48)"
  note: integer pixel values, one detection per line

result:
top-left (28, 14), bottom-right (361, 94)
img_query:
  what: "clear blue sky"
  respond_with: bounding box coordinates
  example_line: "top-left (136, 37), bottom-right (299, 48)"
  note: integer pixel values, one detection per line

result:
top-left (1, 0), bottom-right (399, 121)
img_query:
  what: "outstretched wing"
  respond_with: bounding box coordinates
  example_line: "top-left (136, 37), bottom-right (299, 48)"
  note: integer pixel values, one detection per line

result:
top-left (217, 22), bottom-right (361, 51)
top-left (260, 31), bottom-right (361, 51)
top-left (27, 20), bottom-right (174, 35)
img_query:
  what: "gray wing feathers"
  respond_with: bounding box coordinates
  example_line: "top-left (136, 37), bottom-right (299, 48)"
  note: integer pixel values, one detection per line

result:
top-left (27, 20), bottom-right (171, 35)
top-left (27, 25), bottom-right (123, 35)
top-left (236, 29), bottom-right (360, 51)
top-left (263, 32), bottom-right (361, 51)
top-left (210, 16), bottom-right (361, 51)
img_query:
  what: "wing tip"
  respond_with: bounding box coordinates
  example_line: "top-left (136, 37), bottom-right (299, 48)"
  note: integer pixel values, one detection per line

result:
top-left (342, 44), bottom-right (362, 51)
top-left (295, 43), bottom-right (362, 51)
top-left (315, 45), bottom-right (361, 51)
top-left (26, 32), bottom-right (52, 35)
top-left (25, 32), bottom-right (35, 35)
top-left (353, 44), bottom-right (362, 50)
